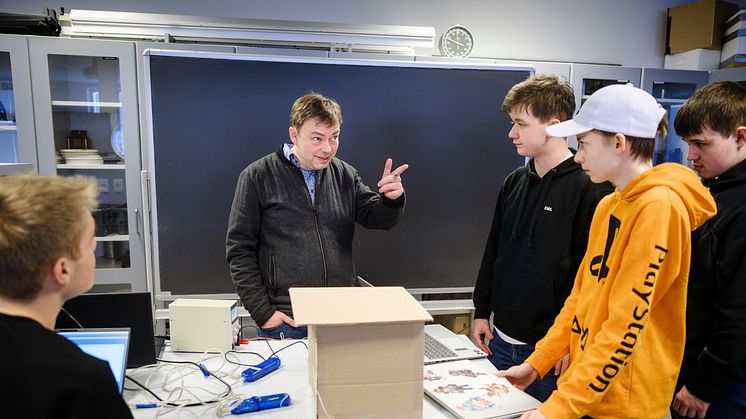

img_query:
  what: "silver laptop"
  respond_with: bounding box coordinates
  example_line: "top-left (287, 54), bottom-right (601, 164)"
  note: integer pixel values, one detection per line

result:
top-left (424, 324), bottom-right (488, 365)
top-left (57, 328), bottom-right (131, 393)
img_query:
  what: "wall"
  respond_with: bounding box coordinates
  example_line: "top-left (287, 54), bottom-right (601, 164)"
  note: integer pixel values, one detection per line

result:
top-left (7, 0), bottom-right (746, 68)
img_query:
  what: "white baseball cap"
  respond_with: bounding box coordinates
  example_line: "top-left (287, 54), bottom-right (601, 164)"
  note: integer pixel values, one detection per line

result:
top-left (546, 84), bottom-right (666, 139)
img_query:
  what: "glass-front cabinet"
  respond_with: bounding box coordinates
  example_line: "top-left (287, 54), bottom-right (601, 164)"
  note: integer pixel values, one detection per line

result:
top-left (0, 35), bottom-right (37, 174)
top-left (641, 68), bottom-right (709, 167)
top-left (30, 37), bottom-right (145, 292)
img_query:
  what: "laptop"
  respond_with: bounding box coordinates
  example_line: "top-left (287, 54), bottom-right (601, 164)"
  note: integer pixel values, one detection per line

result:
top-left (57, 328), bottom-right (131, 393)
top-left (424, 324), bottom-right (488, 365)
top-left (55, 291), bottom-right (157, 368)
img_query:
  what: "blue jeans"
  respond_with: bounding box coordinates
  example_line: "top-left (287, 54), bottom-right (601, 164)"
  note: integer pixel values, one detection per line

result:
top-left (256, 322), bottom-right (307, 339)
top-left (671, 383), bottom-right (746, 419)
top-left (488, 330), bottom-right (558, 402)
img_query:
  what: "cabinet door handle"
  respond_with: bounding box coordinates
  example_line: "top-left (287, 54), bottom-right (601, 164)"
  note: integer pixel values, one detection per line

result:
top-left (135, 208), bottom-right (141, 236)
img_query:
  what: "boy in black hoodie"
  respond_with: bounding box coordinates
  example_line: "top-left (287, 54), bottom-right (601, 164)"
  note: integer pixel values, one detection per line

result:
top-left (671, 81), bottom-right (746, 419)
top-left (472, 75), bottom-right (612, 401)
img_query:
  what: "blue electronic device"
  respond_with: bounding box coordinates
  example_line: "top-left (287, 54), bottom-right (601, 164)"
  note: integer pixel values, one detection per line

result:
top-left (241, 357), bottom-right (281, 382)
top-left (230, 393), bottom-right (291, 415)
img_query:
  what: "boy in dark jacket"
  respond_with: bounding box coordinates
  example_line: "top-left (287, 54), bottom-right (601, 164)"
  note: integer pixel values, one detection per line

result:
top-left (671, 81), bottom-right (746, 419)
top-left (472, 75), bottom-right (613, 401)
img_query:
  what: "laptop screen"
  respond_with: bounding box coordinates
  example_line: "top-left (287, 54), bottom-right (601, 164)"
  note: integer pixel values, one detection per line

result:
top-left (58, 328), bottom-right (131, 393)
top-left (55, 292), bottom-right (157, 368)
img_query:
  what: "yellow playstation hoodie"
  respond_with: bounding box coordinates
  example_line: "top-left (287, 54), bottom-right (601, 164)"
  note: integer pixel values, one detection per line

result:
top-left (525, 163), bottom-right (716, 419)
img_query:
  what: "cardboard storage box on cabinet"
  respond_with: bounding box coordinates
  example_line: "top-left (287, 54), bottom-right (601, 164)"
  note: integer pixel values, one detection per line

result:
top-left (721, 10), bottom-right (746, 68)
top-left (667, 0), bottom-right (738, 54)
top-left (433, 313), bottom-right (472, 335)
top-left (290, 286), bottom-right (433, 419)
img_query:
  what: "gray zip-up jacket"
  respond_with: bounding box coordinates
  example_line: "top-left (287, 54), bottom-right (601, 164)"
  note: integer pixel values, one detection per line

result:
top-left (226, 147), bottom-right (405, 327)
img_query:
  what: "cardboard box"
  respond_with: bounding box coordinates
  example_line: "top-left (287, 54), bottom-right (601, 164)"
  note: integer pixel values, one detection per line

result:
top-left (721, 10), bottom-right (746, 68)
top-left (667, 0), bottom-right (738, 54)
top-left (664, 48), bottom-right (722, 70)
top-left (290, 286), bottom-right (433, 419)
top-left (433, 313), bottom-right (472, 335)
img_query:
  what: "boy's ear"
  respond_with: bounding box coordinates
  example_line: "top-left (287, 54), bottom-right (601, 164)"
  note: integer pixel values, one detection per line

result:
top-left (735, 126), bottom-right (746, 148)
top-left (545, 118), bottom-right (562, 139)
top-left (50, 257), bottom-right (72, 288)
top-left (614, 133), bottom-right (627, 153)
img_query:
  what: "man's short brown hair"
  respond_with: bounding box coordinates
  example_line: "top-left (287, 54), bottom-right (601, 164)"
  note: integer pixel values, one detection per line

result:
top-left (674, 81), bottom-right (746, 138)
top-left (0, 174), bottom-right (98, 300)
top-left (502, 74), bottom-right (576, 122)
top-left (289, 92), bottom-right (343, 130)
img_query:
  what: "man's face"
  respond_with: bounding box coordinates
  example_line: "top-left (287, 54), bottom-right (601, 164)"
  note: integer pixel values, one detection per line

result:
top-left (507, 107), bottom-right (554, 158)
top-left (289, 117), bottom-right (340, 170)
top-left (684, 126), bottom-right (741, 179)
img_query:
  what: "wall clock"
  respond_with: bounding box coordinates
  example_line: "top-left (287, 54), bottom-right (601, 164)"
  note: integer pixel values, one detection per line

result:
top-left (439, 25), bottom-right (474, 58)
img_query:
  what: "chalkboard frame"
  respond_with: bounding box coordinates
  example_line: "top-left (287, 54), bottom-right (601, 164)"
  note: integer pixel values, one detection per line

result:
top-left (141, 49), bottom-right (533, 296)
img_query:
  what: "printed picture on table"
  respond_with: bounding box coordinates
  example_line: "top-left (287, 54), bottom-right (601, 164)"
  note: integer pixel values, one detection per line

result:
top-left (424, 369), bottom-right (443, 381)
top-left (481, 382), bottom-right (510, 397)
top-left (434, 383), bottom-right (473, 394)
top-left (457, 396), bottom-right (495, 412)
top-left (448, 368), bottom-right (486, 378)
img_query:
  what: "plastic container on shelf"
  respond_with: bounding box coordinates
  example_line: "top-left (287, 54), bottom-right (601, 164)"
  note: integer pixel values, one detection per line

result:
top-left (111, 123), bottom-right (124, 158)
top-left (66, 129), bottom-right (90, 149)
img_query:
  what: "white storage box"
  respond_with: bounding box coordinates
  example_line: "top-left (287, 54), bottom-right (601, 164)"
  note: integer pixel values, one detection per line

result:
top-left (665, 48), bottom-right (722, 70)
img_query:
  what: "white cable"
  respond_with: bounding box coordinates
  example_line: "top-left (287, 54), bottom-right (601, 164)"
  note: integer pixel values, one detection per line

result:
top-left (215, 395), bottom-right (244, 417)
top-left (307, 361), bottom-right (332, 418)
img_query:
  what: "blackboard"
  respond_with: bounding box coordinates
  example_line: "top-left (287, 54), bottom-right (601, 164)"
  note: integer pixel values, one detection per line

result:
top-left (148, 53), bottom-right (529, 294)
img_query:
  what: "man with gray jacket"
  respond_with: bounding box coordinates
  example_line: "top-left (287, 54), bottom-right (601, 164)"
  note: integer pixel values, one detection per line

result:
top-left (226, 92), bottom-right (408, 339)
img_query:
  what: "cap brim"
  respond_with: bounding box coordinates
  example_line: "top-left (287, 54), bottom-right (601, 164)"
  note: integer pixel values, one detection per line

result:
top-left (546, 120), bottom-right (592, 138)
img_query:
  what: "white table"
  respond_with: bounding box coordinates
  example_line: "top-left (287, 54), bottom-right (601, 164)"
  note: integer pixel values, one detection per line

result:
top-left (124, 339), bottom-right (500, 418)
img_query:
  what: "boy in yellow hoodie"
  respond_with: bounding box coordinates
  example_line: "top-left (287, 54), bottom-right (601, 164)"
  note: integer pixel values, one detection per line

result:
top-left (498, 84), bottom-right (717, 419)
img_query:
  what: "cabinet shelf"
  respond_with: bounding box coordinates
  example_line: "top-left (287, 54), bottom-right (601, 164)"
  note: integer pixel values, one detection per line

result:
top-left (95, 234), bottom-right (129, 242)
top-left (51, 100), bottom-right (122, 108)
top-left (57, 163), bottom-right (125, 170)
top-left (0, 163), bottom-right (34, 175)
top-left (95, 258), bottom-right (128, 269)
top-left (654, 98), bottom-right (687, 104)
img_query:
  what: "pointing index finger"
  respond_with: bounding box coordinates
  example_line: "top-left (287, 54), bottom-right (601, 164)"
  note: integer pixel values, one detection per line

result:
top-left (391, 164), bottom-right (409, 177)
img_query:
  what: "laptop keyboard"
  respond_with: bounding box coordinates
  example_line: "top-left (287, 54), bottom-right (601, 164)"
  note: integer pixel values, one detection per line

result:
top-left (424, 332), bottom-right (458, 360)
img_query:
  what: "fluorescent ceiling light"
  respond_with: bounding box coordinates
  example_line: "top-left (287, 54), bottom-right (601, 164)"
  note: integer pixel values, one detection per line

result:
top-left (61, 10), bottom-right (435, 49)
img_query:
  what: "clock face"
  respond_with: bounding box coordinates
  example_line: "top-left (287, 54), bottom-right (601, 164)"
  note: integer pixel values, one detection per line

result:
top-left (439, 26), bottom-right (474, 58)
